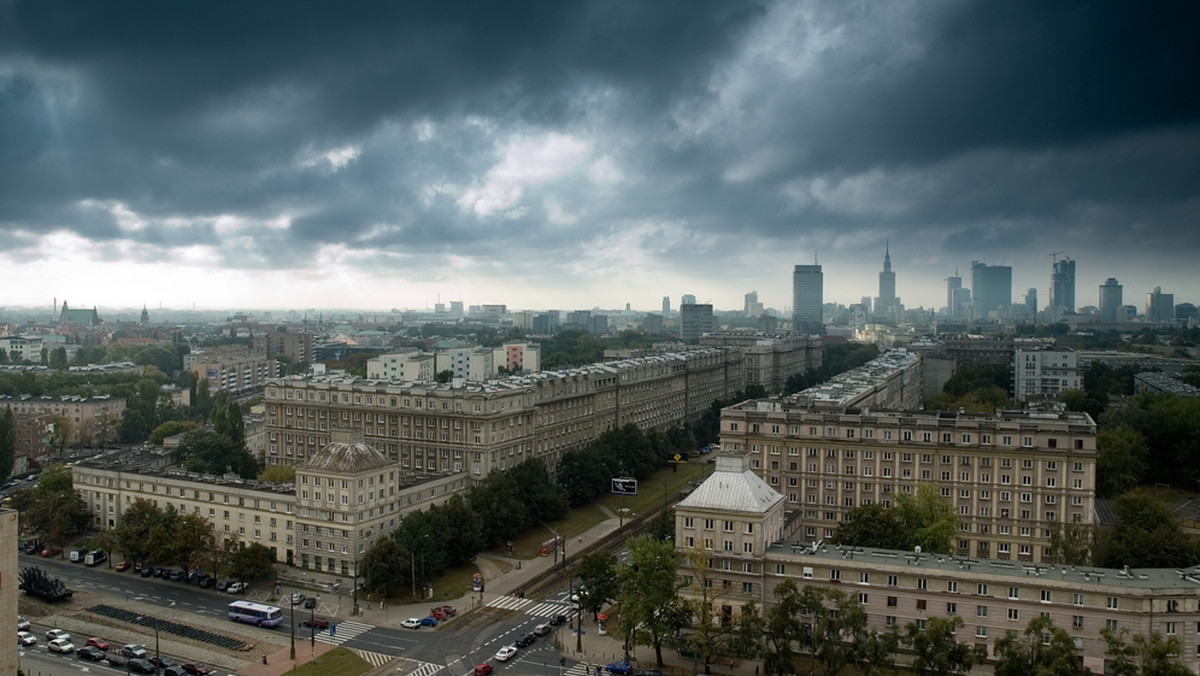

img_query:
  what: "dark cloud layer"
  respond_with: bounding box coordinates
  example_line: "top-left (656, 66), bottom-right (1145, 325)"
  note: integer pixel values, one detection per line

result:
top-left (1, 0), bottom-right (1197, 308)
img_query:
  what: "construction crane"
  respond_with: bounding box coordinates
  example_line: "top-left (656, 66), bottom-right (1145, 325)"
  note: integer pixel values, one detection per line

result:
top-left (1049, 250), bottom-right (1067, 264)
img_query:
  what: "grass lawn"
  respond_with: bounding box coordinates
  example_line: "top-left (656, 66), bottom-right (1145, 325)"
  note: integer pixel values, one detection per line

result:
top-left (282, 646), bottom-right (371, 676)
top-left (597, 460), bottom-right (708, 519)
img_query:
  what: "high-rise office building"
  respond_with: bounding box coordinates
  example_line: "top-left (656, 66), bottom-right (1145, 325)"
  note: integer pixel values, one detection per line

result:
top-left (662, 296), bottom-right (670, 319)
top-left (1146, 287), bottom-right (1175, 322)
top-left (744, 291), bottom-right (763, 317)
top-left (946, 272), bottom-right (962, 317)
top-left (792, 264), bottom-right (823, 334)
top-left (1099, 278), bottom-right (1123, 323)
top-left (681, 294), bottom-right (697, 306)
top-left (876, 243), bottom-right (897, 319)
top-left (970, 261), bottom-right (1012, 317)
top-left (1050, 257), bottom-right (1076, 317)
top-left (1025, 288), bottom-right (1038, 317)
top-left (679, 303), bottom-right (715, 342)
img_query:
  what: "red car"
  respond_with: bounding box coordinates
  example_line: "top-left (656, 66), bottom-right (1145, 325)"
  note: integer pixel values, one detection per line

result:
top-left (301, 616), bottom-right (330, 629)
top-left (433, 605), bottom-right (456, 618)
top-left (430, 607), bottom-right (448, 621)
top-left (182, 663), bottom-right (214, 675)
top-left (474, 664), bottom-right (493, 676)
top-left (41, 546), bottom-right (62, 557)
top-left (86, 637), bottom-right (110, 651)
top-left (116, 560), bottom-right (133, 572)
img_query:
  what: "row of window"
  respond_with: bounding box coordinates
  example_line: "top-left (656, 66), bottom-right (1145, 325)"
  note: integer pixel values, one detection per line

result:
top-left (729, 423), bottom-right (1087, 451)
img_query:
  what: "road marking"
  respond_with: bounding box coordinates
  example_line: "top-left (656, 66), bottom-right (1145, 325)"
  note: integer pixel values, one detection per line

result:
top-left (485, 595), bottom-right (533, 611)
top-left (315, 620), bottom-right (375, 645)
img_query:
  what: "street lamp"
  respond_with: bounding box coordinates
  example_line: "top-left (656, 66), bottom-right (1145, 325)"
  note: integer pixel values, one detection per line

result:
top-left (310, 595), bottom-right (317, 664)
top-left (137, 601), bottom-right (174, 676)
top-left (289, 591), bottom-right (296, 660)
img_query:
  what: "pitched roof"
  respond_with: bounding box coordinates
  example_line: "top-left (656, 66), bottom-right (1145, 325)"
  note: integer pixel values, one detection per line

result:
top-left (300, 430), bottom-right (392, 474)
top-left (677, 454), bottom-right (784, 514)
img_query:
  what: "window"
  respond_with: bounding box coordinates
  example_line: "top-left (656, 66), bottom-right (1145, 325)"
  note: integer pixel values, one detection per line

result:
top-left (1073, 616), bottom-right (1084, 629)
top-left (947, 602), bottom-right (958, 615)
top-left (976, 626), bottom-right (987, 638)
top-left (859, 593), bottom-right (869, 605)
top-left (977, 584), bottom-right (989, 596)
top-left (918, 578), bottom-right (928, 590)
top-left (916, 599), bottom-right (927, 610)
top-left (1008, 587), bottom-right (1020, 600)
top-left (977, 606), bottom-right (988, 617)
top-left (860, 572), bottom-right (870, 584)
top-left (1107, 597), bottom-right (1119, 610)
top-left (887, 596), bottom-right (898, 608)
top-left (889, 575), bottom-right (899, 587)
top-left (947, 581), bottom-right (958, 593)
top-left (1073, 593), bottom-right (1084, 606)
top-left (1041, 590), bottom-right (1052, 603)
top-left (1008, 609), bottom-right (1019, 621)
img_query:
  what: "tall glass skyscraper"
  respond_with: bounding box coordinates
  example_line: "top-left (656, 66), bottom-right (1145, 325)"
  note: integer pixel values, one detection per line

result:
top-left (1050, 257), bottom-right (1076, 316)
top-left (971, 261), bottom-right (1012, 317)
top-left (792, 264), bottom-right (823, 334)
top-left (1099, 278), bottom-right (1122, 323)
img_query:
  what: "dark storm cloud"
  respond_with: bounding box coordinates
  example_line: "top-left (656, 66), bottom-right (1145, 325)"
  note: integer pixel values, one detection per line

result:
top-left (1, 0), bottom-right (1197, 304)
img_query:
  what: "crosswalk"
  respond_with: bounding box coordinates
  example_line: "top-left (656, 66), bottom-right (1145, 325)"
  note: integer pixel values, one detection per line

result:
top-left (403, 659), bottom-right (444, 676)
top-left (353, 648), bottom-right (395, 668)
top-left (485, 595), bottom-right (577, 618)
top-left (564, 663), bottom-right (592, 676)
top-left (316, 619), bottom-right (374, 645)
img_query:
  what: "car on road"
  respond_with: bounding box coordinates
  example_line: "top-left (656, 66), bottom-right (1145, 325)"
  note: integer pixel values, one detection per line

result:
top-left (17, 615), bottom-right (30, 631)
top-left (419, 615), bottom-right (438, 627)
top-left (78, 645), bottom-right (108, 661)
top-left (473, 664), bottom-right (493, 676)
top-left (17, 631), bottom-right (36, 647)
top-left (301, 616), bottom-right (330, 629)
top-left (182, 662), bottom-right (214, 675)
top-left (515, 632), bottom-right (537, 648)
top-left (48, 638), bottom-right (76, 653)
top-left (122, 643), bottom-right (148, 658)
top-left (225, 581), bottom-right (247, 594)
top-left (163, 667), bottom-right (190, 676)
top-left (151, 655), bottom-right (181, 670)
top-left (86, 637), bottom-right (110, 651)
top-left (606, 661), bottom-right (633, 674)
top-left (215, 580), bottom-right (231, 592)
top-left (303, 597), bottom-right (317, 609)
top-left (534, 623), bottom-right (552, 636)
top-left (495, 645), bottom-right (518, 662)
top-left (115, 560), bottom-right (133, 572)
top-left (291, 591), bottom-right (305, 605)
top-left (550, 614), bottom-right (568, 626)
top-left (127, 657), bottom-right (157, 674)
top-left (46, 629), bottom-right (71, 642)
top-left (401, 617), bottom-right (422, 629)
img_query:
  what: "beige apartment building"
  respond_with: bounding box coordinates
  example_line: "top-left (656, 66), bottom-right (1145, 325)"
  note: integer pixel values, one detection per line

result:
top-left (262, 348), bottom-right (744, 477)
top-left (2, 393), bottom-right (125, 447)
top-left (719, 401), bottom-right (1097, 563)
top-left (676, 455), bottom-right (1200, 674)
top-left (700, 332), bottom-right (822, 394)
top-left (186, 345), bottom-right (275, 394)
top-left (72, 440), bottom-right (465, 572)
top-left (0, 509), bottom-right (18, 675)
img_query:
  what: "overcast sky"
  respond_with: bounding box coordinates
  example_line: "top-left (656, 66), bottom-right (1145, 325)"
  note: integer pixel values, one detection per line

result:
top-left (2, 1), bottom-right (1197, 315)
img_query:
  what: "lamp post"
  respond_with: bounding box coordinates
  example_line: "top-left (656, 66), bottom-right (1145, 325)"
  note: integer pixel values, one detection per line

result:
top-left (137, 601), bottom-right (173, 676)
top-left (289, 592), bottom-right (296, 660)
top-left (310, 597), bottom-right (317, 664)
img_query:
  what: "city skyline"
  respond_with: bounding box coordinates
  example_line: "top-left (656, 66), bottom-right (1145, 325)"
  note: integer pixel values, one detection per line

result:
top-left (1, 2), bottom-right (1198, 312)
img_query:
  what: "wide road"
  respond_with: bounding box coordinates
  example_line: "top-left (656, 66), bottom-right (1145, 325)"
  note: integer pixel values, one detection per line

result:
top-left (21, 554), bottom-right (592, 675)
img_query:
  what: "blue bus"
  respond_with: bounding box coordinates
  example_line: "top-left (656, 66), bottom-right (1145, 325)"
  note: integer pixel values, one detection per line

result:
top-left (228, 601), bottom-right (283, 627)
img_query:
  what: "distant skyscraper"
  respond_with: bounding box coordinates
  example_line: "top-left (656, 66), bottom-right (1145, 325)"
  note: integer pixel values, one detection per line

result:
top-left (946, 271), bottom-right (963, 317)
top-left (679, 303), bottom-right (714, 342)
top-left (876, 243), bottom-right (897, 319)
top-left (744, 290), bottom-right (760, 317)
top-left (792, 264), bottom-right (824, 333)
top-left (1050, 257), bottom-right (1076, 316)
top-left (1025, 288), bottom-right (1038, 318)
top-left (971, 261), bottom-right (1012, 317)
top-left (662, 296), bottom-right (670, 319)
top-left (681, 294), bottom-right (696, 306)
top-left (1146, 287), bottom-right (1175, 322)
top-left (450, 300), bottom-right (464, 316)
top-left (1099, 278), bottom-right (1123, 323)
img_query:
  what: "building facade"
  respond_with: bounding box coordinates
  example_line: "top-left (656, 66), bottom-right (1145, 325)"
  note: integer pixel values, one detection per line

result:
top-left (187, 345), bottom-right (275, 394)
top-left (792, 264), bottom-right (824, 334)
top-left (971, 262), bottom-right (1013, 317)
top-left (876, 245), bottom-right (898, 320)
top-left (1050, 257), bottom-right (1076, 316)
top-left (674, 452), bottom-right (1195, 675)
top-left (366, 351), bottom-right (435, 382)
top-left (262, 348), bottom-right (744, 475)
top-left (2, 394), bottom-right (125, 447)
top-left (1014, 347), bottom-right (1082, 403)
top-left (719, 400), bottom-right (1097, 563)
top-left (679, 303), bottom-right (715, 342)
top-left (1146, 287), bottom-right (1175, 323)
top-left (700, 332), bottom-right (822, 394)
top-left (1099, 278), bottom-right (1123, 323)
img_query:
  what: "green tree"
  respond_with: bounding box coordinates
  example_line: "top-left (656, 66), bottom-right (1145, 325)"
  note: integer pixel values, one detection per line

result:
top-left (148, 420), bottom-right (200, 445)
top-left (905, 615), bottom-right (984, 676)
top-left (435, 370), bottom-right (454, 383)
top-left (435, 494), bottom-right (484, 567)
top-left (798, 586), bottom-right (868, 676)
top-left (111, 498), bottom-right (165, 562)
top-left (576, 550), bottom-right (620, 621)
top-left (361, 536), bottom-right (411, 597)
top-left (257, 465), bottom-right (296, 484)
top-left (1097, 489), bottom-right (1199, 569)
top-left (508, 458), bottom-right (568, 523)
top-left (855, 629), bottom-right (900, 676)
top-left (48, 346), bottom-right (69, 370)
top-left (993, 615), bottom-right (1090, 676)
top-left (1048, 522), bottom-right (1095, 566)
top-left (894, 483), bottom-right (958, 555)
top-left (833, 502), bottom-right (911, 550)
top-left (679, 548), bottom-right (733, 673)
top-left (468, 470), bottom-right (530, 547)
top-left (617, 537), bottom-right (687, 667)
top-left (229, 543), bottom-right (277, 580)
top-left (729, 598), bottom-right (766, 663)
top-left (644, 508), bottom-right (676, 542)
top-left (1102, 626), bottom-right (1194, 676)
top-left (1102, 393), bottom-right (1200, 487)
top-left (23, 464), bottom-right (90, 553)
top-left (1096, 427), bottom-right (1150, 497)
top-left (762, 579), bottom-right (804, 675)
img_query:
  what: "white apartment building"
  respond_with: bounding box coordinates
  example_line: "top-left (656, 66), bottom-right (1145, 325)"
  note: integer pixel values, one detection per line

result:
top-left (435, 347), bottom-right (494, 382)
top-left (1014, 346), bottom-right (1082, 402)
top-left (366, 350), bottom-right (435, 382)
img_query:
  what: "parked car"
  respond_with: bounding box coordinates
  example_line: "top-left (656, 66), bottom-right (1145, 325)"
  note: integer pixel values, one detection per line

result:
top-left (515, 632), bottom-right (537, 648)
top-left (182, 662), bottom-right (214, 675)
top-left (46, 629), bottom-right (71, 642)
top-left (534, 623), bottom-right (552, 636)
top-left (140, 566), bottom-right (155, 578)
top-left (17, 615), bottom-right (30, 631)
top-left (115, 560), bottom-right (133, 572)
top-left (133, 561), bottom-right (144, 572)
top-left (291, 591), bottom-right (305, 605)
top-left (163, 667), bottom-right (190, 676)
top-left (128, 657), bottom-right (157, 674)
top-left (473, 664), bottom-right (494, 676)
top-left (78, 645), bottom-right (108, 661)
top-left (48, 638), bottom-right (76, 653)
top-left (419, 615), bottom-right (438, 627)
top-left (122, 643), bottom-right (148, 659)
top-left (152, 567), bottom-right (165, 578)
top-left (495, 645), bottom-right (518, 662)
top-left (301, 615), bottom-right (330, 629)
top-left (430, 607), bottom-right (448, 621)
top-left (151, 655), bottom-right (180, 669)
top-left (225, 581), bottom-right (247, 594)
top-left (168, 569), bottom-right (187, 582)
top-left (86, 637), bottom-right (110, 651)
top-left (606, 661), bottom-right (633, 674)
top-left (197, 575), bottom-right (215, 589)
top-left (17, 631), bottom-right (36, 647)
top-left (401, 618), bottom-right (422, 629)
top-left (41, 546), bottom-right (62, 557)
top-left (436, 605), bottom-right (457, 617)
